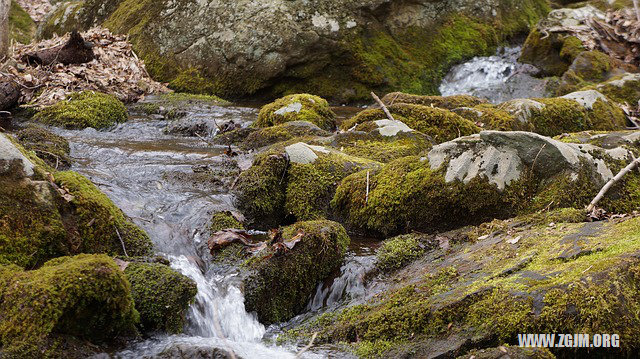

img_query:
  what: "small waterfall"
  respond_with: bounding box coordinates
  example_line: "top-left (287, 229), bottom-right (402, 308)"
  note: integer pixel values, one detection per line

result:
top-left (439, 46), bottom-right (548, 103)
top-left (169, 255), bottom-right (265, 342)
top-left (308, 254), bottom-right (376, 312)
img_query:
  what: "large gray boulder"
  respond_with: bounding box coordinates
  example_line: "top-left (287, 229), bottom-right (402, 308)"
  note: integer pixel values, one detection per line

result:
top-left (39, 0), bottom-right (549, 101)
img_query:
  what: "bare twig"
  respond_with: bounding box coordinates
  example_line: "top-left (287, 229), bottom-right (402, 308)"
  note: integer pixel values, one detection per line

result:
top-left (587, 157), bottom-right (640, 212)
top-left (295, 332), bottom-right (318, 358)
top-left (114, 225), bottom-right (129, 257)
top-left (365, 170), bottom-right (370, 204)
top-left (371, 92), bottom-right (396, 122)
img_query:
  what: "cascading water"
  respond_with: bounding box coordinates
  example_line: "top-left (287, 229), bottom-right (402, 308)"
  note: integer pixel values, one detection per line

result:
top-left (46, 101), bottom-right (323, 358)
top-left (439, 46), bottom-right (548, 103)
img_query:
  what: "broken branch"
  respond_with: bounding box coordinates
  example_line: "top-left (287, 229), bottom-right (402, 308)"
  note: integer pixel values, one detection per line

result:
top-left (371, 92), bottom-right (396, 122)
top-left (586, 157), bottom-right (640, 213)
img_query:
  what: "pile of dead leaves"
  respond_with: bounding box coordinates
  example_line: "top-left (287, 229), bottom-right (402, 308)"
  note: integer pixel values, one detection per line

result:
top-left (1, 27), bottom-right (169, 108)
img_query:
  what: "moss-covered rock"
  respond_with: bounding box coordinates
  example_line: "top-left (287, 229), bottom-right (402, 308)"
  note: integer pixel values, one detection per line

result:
top-left (235, 142), bottom-right (379, 229)
top-left (0, 254), bottom-right (138, 357)
top-left (381, 92), bottom-right (487, 110)
top-left (594, 72), bottom-right (640, 105)
top-left (124, 262), bottom-right (197, 333)
top-left (376, 234), bottom-right (425, 272)
top-left (42, 0), bottom-right (548, 102)
top-left (332, 131), bottom-right (638, 237)
top-left (8, 0), bottom-right (35, 44)
top-left (210, 211), bottom-right (244, 233)
top-left (54, 171), bottom-right (153, 257)
top-left (244, 220), bottom-right (350, 323)
top-left (255, 94), bottom-right (336, 131)
top-left (34, 91), bottom-right (128, 130)
top-left (325, 129), bottom-right (432, 163)
top-left (556, 50), bottom-right (615, 95)
top-left (342, 103), bottom-right (481, 144)
top-left (243, 121), bottom-right (330, 150)
top-left (15, 125), bottom-right (71, 170)
top-left (453, 104), bottom-right (527, 132)
top-left (287, 212), bottom-right (640, 357)
top-left (495, 91), bottom-right (627, 137)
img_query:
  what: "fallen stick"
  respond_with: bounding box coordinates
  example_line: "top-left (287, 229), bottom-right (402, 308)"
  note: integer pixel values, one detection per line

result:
top-left (295, 332), bottom-right (318, 359)
top-left (586, 157), bottom-right (640, 212)
top-left (114, 225), bottom-right (129, 257)
top-left (371, 92), bottom-right (396, 122)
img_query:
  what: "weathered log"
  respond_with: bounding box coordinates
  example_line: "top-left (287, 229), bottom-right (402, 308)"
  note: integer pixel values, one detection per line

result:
top-left (0, 78), bottom-right (20, 111)
top-left (23, 30), bottom-right (95, 66)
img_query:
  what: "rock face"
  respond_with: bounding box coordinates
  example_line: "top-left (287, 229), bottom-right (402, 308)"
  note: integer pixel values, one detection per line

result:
top-left (41, 0), bottom-right (549, 101)
top-left (333, 131), bottom-right (638, 236)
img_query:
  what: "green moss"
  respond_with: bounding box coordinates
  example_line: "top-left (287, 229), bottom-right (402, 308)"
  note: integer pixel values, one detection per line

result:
top-left (236, 145), bottom-right (378, 228)
top-left (255, 94), bottom-right (336, 131)
top-left (244, 220), bottom-right (350, 323)
top-left (210, 211), bottom-right (243, 232)
top-left (168, 68), bottom-right (220, 95)
top-left (243, 121), bottom-right (330, 150)
top-left (380, 92), bottom-right (486, 110)
top-left (595, 74), bottom-right (640, 105)
top-left (557, 51), bottom-right (614, 95)
top-left (34, 91), bottom-right (128, 130)
top-left (342, 103), bottom-right (481, 143)
top-left (471, 104), bottom-right (525, 131)
top-left (15, 125), bottom-right (71, 170)
top-left (520, 29), bottom-right (578, 76)
top-left (558, 36), bottom-right (585, 63)
top-left (54, 171), bottom-right (153, 257)
top-left (124, 262), bottom-right (197, 333)
top-left (333, 134), bottom-right (432, 163)
top-left (8, 0), bottom-right (35, 44)
top-left (376, 234), bottom-right (425, 272)
top-left (0, 254), bottom-right (138, 357)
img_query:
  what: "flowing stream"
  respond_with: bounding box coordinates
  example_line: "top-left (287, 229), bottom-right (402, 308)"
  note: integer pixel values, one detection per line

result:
top-left (45, 103), bottom-right (327, 358)
top-left (439, 46), bottom-right (549, 103)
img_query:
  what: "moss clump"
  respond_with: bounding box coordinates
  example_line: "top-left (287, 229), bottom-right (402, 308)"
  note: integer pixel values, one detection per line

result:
top-left (235, 144), bottom-right (378, 228)
top-left (34, 91), bottom-right (128, 130)
top-left (15, 125), bottom-right (71, 170)
top-left (243, 121), bottom-right (330, 150)
top-left (54, 171), bottom-right (153, 257)
top-left (380, 92), bottom-right (486, 110)
top-left (0, 254), bottom-right (138, 357)
top-left (8, 0), bottom-right (35, 44)
top-left (244, 220), bottom-right (350, 323)
top-left (210, 211), bottom-right (243, 232)
top-left (255, 94), bottom-right (336, 131)
top-left (376, 234), bottom-right (425, 272)
top-left (463, 104), bottom-right (526, 132)
top-left (168, 68), bottom-right (219, 95)
top-left (329, 131), bottom-right (432, 163)
top-left (124, 262), bottom-right (197, 333)
top-left (342, 103), bottom-right (481, 144)
top-left (557, 51), bottom-right (614, 95)
top-left (559, 35), bottom-right (585, 62)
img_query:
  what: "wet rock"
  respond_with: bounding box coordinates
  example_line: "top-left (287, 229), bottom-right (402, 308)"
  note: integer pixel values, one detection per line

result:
top-left (155, 344), bottom-right (242, 359)
top-left (290, 212), bottom-right (640, 357)
top-left (244, 220), bottom-right (350, 323)
top-left (124, 262), bottom-right (197, 334)
top-left (333, 131), bottom-right (637, 236)
top-left (0, 132), bottom-right (35, 176)
top-left (41, 0), bottom-right (549, 101)
top-left (234, 142), bottom-right (379, 229)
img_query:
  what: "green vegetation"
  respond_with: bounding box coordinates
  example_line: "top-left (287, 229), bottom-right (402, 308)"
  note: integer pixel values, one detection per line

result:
top-left (376, 234), bottom-right (425, 272)
top-left (243, 121), bottom-right (330, 150)
top-left (255, 94), bottom-right (336, 131)
top-left (54, 171), bottom-right (153, 257)
top-left (342, 103), bottom-right (481, 143)
top-left (244, 220), bottom-right (350, 323)
top-left (210, 211), bottom-right (244, 233)
top-left (0, 254), bottom-right (138, 357)
top-left (34, 91), bottom-right (128, 130)
top-left (15, 126), bottom-right (71, 170)
top-left (381, 92), bottom-right (486, 110)
top-left (330, 132), bottom-right (432, 163)
top-left (8, 0), bottom-right (35, 44)
top-left (124, 262), bottom-right (197, 333)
